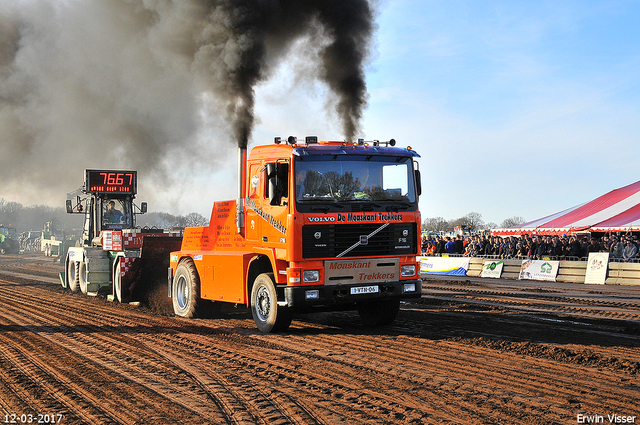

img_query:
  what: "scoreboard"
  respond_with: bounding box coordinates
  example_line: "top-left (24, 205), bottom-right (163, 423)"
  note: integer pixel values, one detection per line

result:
top-left (85, 170), bottom-right (137, 195)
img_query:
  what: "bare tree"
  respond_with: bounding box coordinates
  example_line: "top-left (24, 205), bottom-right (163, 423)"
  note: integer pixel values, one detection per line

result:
top-left (455, 212), bottom-right (484, 232)
top-left (422, 217), bottom-right (450, 232)
top-left (500, 216), bottom-right (526, 228)
top-left (483, 222), bottom-right (498, 231)
top-left (184, 212), bottom-right (209, 227)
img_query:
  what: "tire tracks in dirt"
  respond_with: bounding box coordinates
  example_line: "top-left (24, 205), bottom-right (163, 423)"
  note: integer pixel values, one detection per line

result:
top-left (1, 255), bottom-right (639, 424)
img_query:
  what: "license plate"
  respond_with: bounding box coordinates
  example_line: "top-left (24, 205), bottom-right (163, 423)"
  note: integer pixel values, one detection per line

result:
top-left (350, 285), bottom-right (379, 295)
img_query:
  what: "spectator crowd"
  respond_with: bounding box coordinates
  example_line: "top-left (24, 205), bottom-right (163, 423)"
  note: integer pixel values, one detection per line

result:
top-left (421, 232), bottom-right (640, 262)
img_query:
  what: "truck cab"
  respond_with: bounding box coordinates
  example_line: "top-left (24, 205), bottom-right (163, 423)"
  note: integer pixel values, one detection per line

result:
top-left (170, 137), bottom-right (423, 332)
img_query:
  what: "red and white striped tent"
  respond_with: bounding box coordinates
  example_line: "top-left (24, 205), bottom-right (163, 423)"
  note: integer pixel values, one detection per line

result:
top-left (492, 180), bottom-right (640, 236)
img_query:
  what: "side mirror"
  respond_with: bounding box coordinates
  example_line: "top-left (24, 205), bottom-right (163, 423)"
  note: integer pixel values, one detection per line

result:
top-left (140, 202), bottom-right (148, 214)
top-left (66, 199), bottom-right (73, 214)
top-left (415, 169), bottom-right (422, 197)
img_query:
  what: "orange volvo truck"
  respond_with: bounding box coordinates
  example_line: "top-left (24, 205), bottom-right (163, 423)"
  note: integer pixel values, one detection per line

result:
top-left (168, 136), bottom-right (422, 332)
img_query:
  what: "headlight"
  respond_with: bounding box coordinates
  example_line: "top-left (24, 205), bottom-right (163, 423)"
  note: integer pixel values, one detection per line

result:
top-left (400, 264), bottom-right (416, 277)
top-left (303, 270), bottom-right (320, 283)
top-left (305, 290), bottom-right (319, 300)
top-left (403, 283), bottom-right (416, 293)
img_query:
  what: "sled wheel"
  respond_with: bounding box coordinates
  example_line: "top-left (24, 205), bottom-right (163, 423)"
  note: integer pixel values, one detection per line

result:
top-left (68, 261), bottom-right (80, 292)
top-left (66, 259), bottom-right (78, 290)
top-left (114, 257), bottom-right (129, 303)
top-left (251, 273), bottom-right (292, 333)
top-left (172, 260), bottom-right (200, 318)
top-left (357, 299), bottom-right (401, 326)
top-left (78, 261), bottom-right (88, 294)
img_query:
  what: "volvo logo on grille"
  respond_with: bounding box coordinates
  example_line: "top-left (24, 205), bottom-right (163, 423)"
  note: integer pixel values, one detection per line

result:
top-left (314, 232), bottom-right (322, 239)
top-left (360, 235), bottom-right (369, 245)
top-left (403, 229), bottom-right (408, 237)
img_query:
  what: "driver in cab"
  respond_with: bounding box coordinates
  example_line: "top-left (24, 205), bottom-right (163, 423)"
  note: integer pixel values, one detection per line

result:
top-left (104, 201), bottom-right (124, 224)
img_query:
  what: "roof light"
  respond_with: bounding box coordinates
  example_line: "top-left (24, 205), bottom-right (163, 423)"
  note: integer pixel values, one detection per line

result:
top-left (357, 138), bottom-right (364, 146)
top-left (287, 136), bottom-right (297, 145)
top-left (389, 138), bottom-right (396, 146)
top-left (274, 137), bottom-right (281, 144)
top-left (305, 136), bottom-right (318, 144)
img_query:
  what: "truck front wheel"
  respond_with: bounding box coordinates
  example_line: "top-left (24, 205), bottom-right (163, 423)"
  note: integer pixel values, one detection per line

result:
top-left (172, 260), bottom-right (200, 318)
top-left (357, 299), bottom-right (401, 326)
top-left (251, 273), bottom-right (292, 333)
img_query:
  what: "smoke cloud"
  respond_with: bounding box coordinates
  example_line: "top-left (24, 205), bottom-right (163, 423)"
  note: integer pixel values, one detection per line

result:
top-left (0, 0), bottom-right (374, 210)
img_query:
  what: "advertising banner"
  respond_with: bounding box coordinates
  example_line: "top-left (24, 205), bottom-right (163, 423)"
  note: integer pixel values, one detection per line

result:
top-left (519, 259), bottom-right (560, 282)
top-left (419, 256), bottom-right (470, 276)
top-left (481, 260), bottom-right (504, 278)
top-left (584, 252), bottom-right (609, 285)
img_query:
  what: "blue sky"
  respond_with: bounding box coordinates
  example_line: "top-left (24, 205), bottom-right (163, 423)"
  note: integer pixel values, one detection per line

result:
top-left (247, 0), bottom-right (640, 226)
top-left (3, 0), bottom-right (640, 227)
top-left (362, 0), bottom-right (640, 226)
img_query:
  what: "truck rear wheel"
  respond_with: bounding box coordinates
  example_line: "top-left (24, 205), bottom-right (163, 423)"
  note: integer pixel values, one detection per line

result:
top-left (357, 299), bottom-right (401, 326)
top-left (251, 273), bottom-right (292, 333)
top-left (172, 260), bottom-right (200, 318)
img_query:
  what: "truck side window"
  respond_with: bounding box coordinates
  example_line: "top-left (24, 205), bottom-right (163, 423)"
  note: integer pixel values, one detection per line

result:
top-left (264, 161), bottom-right (289, 202)
top-left (280, 162), bottom-right (289, 198)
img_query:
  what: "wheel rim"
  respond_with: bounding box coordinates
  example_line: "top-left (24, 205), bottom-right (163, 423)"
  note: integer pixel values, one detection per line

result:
top-left (255, 285), bottom-right (271, 322)
top-left (176, 275), bottom-right (189, 310)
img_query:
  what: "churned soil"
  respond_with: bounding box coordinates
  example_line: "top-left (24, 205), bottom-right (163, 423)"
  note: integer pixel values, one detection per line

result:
top-left (0, 253), bottom-right (638, 424)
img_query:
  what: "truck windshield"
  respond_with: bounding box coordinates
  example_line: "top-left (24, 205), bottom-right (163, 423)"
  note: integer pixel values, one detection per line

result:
top-left (295, 155), bottom-right (417, 206)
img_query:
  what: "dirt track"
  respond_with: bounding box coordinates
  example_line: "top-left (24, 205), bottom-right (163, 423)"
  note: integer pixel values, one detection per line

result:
top-left (1, 254), bottom-right (639, 424)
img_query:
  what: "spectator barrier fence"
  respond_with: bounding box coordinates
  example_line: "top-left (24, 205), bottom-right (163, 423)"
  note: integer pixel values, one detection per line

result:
top-left (421, 255), bottom-right (640, 286)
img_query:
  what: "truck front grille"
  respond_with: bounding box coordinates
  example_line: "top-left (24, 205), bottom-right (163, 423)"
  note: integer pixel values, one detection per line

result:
top-left (302, 223), bottom-right (417, 259)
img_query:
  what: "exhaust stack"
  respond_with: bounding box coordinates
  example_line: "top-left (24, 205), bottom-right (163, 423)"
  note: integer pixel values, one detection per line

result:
top-left (236, 146), bottom-right (247, 235)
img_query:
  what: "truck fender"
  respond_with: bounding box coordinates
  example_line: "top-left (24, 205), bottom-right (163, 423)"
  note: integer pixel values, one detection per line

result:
top-left (168, 255), bottom-right (189, 298)
top-left (246, 255), bottom-right (272, 306)
top-left (250, 247), bottom-right (288, 284)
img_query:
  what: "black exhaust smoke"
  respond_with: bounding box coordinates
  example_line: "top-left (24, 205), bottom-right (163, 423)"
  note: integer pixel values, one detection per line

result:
top-left (0, 1), bottom-right (374, 205)
top-left (193, 0), bottom-right (374, 148)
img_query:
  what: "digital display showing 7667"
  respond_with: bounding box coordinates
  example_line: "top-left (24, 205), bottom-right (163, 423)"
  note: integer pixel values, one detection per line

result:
top-left (85, 170), bottom-right (137, 194)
